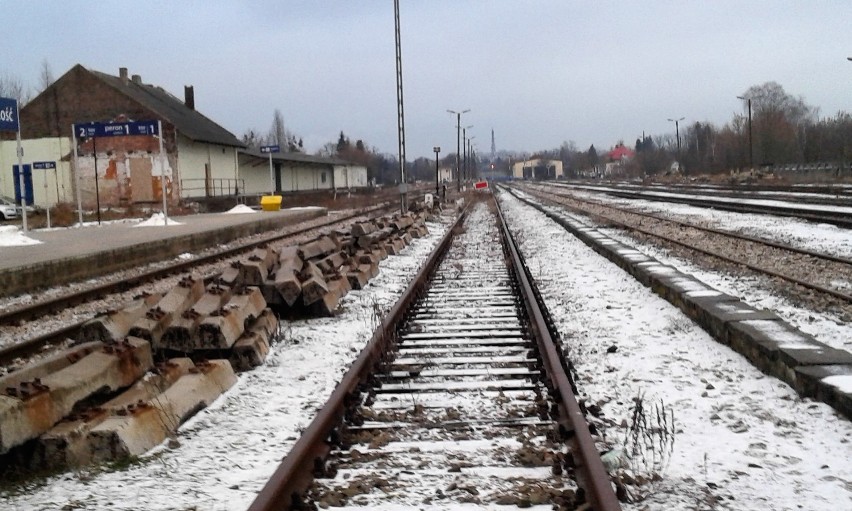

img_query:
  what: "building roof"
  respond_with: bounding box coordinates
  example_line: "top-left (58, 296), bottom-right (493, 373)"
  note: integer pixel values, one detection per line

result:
top-left (609, 144), bottom-right (635, 161)
top-left (240, 149), bottom-right (360, 168)
top-left (88, 67), bottom-right (244, 148)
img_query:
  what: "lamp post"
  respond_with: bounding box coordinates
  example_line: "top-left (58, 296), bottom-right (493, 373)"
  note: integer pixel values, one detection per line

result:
top-left (667, 117), bottom-right (685, 158)
top-left (737, 95), bottom-right (753, 169)
top-left (447, 109), bottom-right (469, 191)
top-left (433, 146), bottom-right (440, 200)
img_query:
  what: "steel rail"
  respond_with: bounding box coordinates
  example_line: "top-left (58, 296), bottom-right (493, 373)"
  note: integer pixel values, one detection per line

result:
top-left (247, 209), bottom-right (467, 511)
top-left (512, 186), bottom-right (852, 305)
top-left (599, 188), bottom-right (852, 229)
top-left (535, 184), bottom-right (852, 266)
top-left (0, 198), bottom-right (424, 327)
top-left (494, 195), bottom-right (623, 511)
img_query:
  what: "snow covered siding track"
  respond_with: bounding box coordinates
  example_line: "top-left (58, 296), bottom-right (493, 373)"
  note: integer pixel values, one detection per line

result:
top-left (502, 187), bottom-right (852, 421)
top-left (249, 200), bottom-right (622, 511)
top-left (548, 182), bottom-right (852, 229)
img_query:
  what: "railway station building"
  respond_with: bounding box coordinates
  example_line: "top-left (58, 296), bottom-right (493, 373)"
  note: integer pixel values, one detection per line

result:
top-left (1, 64), bottom-right (246, 209)
top-left (238, 150), bottom-right (368, 197)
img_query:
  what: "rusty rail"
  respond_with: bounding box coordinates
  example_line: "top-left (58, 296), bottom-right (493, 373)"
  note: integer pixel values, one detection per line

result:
top-left (495, 196), bottom-right (623, 511)
top-left (247, 208), bottom-right (467, 511)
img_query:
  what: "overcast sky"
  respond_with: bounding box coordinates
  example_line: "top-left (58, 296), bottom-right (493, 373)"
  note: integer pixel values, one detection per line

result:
top-left (5, 1), bottom-right (852, 159)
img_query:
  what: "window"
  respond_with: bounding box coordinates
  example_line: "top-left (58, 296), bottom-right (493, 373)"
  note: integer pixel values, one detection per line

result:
top-left (321, 171), bottom-right (327, 184)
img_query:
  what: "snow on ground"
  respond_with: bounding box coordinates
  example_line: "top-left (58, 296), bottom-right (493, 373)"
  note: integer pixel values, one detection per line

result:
top-left (544, 188), bottom-right (851, 351)
top-left (0, 225), bottom-right (42, 247)
top-left (223, 204), bottom-right (258, 214)
top-left (134, 212), bottom-right (184, 227)
top-left (498, 191), bottom-right (852, 511)
top-left (1, 218), bottom-right (449, 511)
top-left (566, 188), bottom-right (852, 260)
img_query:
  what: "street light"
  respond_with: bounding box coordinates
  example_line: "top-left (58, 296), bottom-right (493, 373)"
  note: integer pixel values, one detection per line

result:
top-left (433, 146), bottom-right (441, 201)
top-left (447, 109), bottom-right (469, 191)
top-left (737, 96), bottom-right (753, 169)
top-left (667, 117), bottom-right (685, 170)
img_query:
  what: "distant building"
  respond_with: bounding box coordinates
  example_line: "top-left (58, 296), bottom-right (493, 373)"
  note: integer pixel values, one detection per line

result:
top-left (604, 143), bottom-right (636, 177)
top-left (3, 64), bottom-right (245, 208)
top-left (238, 150), bottom-right (368, 195)
top-left (511, 158), bottom-right (563, 180)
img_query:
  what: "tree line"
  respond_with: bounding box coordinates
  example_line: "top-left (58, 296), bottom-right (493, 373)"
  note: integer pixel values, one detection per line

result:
top-left (536, 81), bottom-right (851, 177)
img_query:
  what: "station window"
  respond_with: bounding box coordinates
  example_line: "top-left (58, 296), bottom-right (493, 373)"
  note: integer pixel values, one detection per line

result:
top-left (321, 172), bottom-right (327, 184)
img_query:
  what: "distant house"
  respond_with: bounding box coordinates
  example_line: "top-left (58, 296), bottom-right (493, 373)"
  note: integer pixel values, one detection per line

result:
top-left (511, 158), bottom-right (563, 180)
top-left (238, 150), bottom-right (368, 195)
top-left (4, 64), bottom-right (245, 208)
top-left (604, 143), bottom-right (636, 177)
top-left (608, 144), bottom-right (635, 162)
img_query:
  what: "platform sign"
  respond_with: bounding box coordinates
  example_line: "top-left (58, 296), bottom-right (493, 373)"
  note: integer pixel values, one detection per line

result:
top-left (260, 145), bottom-right (280, 154)
top-left (74, 121), bottom-right (159, 138)
top-left (32, 161), bottom-right (57, 170)
top-left (33, 161), bottom-right (58, 228)
top-left (474, 180), bottom-right (489, 189)
top-left (0, 97), bottom-right (19, 131)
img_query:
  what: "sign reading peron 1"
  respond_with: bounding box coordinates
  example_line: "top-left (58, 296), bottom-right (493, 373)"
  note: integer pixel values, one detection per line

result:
top-left (73, 121), bottom-right (159, 138)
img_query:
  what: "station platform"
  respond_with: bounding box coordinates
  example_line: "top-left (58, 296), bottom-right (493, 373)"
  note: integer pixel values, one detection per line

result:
top-left (0, 207), bottom-right (327, 298)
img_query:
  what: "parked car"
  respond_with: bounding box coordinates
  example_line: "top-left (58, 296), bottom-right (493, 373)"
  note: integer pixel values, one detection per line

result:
top-left (0, 197), bottom-right (19, 220)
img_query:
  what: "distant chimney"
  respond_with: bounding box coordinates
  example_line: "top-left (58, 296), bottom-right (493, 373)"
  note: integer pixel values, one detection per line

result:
top-left (119, 67), bottom-right (128, 84)
top-left (131, 74), bottom-right (142, 84)
top-left (184, 85), bottom-right (195, 110)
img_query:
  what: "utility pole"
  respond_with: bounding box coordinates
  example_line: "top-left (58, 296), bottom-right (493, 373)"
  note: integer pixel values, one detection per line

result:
top-left (393, 0), bottom-right (407, 212)
top-left (737, 96), bottom-right (753, 168)
top-left (447, 109), bottom-right (469, 192)
top-left (668, 117), bottom-right (685, 172)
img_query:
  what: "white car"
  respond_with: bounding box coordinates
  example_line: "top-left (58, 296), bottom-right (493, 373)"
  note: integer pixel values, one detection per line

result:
top-left (0, 197), bottom-right (20, 220)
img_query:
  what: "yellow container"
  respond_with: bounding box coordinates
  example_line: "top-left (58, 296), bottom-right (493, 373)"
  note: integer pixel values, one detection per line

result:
top-left (260, 195), bottom-right (283, 211)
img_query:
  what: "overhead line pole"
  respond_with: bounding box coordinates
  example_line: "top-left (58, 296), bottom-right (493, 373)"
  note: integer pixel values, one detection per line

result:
top-left (447, 109), bottom-right (469, 192)
top-left (393, 0), bottom-right (407, 213)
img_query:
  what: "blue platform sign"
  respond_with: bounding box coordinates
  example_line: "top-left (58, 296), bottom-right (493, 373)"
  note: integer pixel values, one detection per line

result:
top-left (260, 145), bottom-right (280, 154)
top-left (33, 161), bottom-right (57, 170)
top-left (0, 97), bottom-right (19, 132)
top-left (74, 120), bottom-right (159, 138)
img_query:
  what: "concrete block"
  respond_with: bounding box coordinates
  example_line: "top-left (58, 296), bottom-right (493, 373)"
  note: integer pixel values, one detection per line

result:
top-left (159, 285), bottom-right (232, 352)
top-left (198, 287), bottom-right (266, 349)
top-left (299, 235), bottom-right (337, 260)
top-left (129, 276), bottom-right (205, 344)
top-left (794, 364), bottom-right (852, 421)
top-left (728, 319), bottom-right (852, 384)
top-left (239, 247), bottom-right (278, 286)
top-left (0, 338), bottom-right (152, 454)
top-left (351, 221), bottom-right (378, 237)
top-left (86, 359), bottom-right (236, 462)
top-left (218, 262), bottom-right (241, 287)
top-left (0, 341), bottom-right (102, 392)
top-left (300, 262), bottom-right (329, 306)
top-left (230, 309), bottom-right (278, 371)
top-left (78, 293), bottom-right (161, 344)
top-left (33, 358), bottom-right (194, 468)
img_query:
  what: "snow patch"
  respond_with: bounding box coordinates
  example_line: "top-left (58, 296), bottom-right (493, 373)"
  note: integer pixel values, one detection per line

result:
top-left (0, 225), bottom-right (42, 246)
top-left (134, 212), bottom-right (184, 227)
top-left (223, 204), bottom-right (258, 214)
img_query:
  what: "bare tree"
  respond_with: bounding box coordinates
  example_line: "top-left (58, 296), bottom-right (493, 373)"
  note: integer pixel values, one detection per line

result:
top-left (0, 72), bottom-right (29, 104)
top-left (37, 59), bottom-right (55, 93)
top-left (268, 109), bottom-right (288, 148)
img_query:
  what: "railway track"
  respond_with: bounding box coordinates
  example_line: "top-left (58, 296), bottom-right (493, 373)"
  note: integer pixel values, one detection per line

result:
top-left (249, 199), bottom-right (621, 510)
top-left (0, 199), bottom-right (422, 367)
top-left (548, 182), bottom-right (852, 228)
top-left (515, 183), bottom-right (852, 308)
